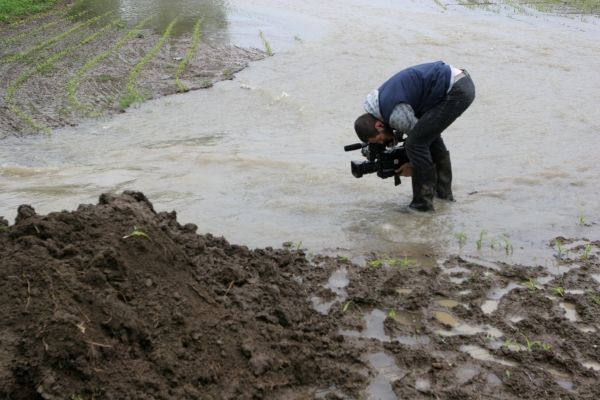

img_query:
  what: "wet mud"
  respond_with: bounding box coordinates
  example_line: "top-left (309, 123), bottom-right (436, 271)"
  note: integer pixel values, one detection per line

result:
top-left (0, 3), bottom-right (265, 136)
top-left (1, 192), bottom-right (599, 399)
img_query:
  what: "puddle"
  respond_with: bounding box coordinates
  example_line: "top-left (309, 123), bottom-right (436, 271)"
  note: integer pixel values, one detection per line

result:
top-left (438, 324), bottom-right (503, 339)
top-left (592, 274), bottom-right (600, 284)
top-left (436, 299), bottom-right (462, 308)
top-left (459, 256), bottom-right (501, 271)
top-left (487, 282), bottom-right (522, 300)
top-left (565, 289), bottom-right (585, 295)
top-left (576, 325), bottom-right (596, 333)
top-left (455, 364), bottom-right (479, 384)
top-left (547, 368), bottom-right (573, 391)
top-left (311, 267), bottom-right (348, 314)
top-left (581, 361), bottom-right (600, 371)
top-left (341, 309), bottom-right (429, 347)
top-left (434, 311), bottom-right (503, 338)
top-left (366, 352), bottom-right (404, 400)
top-left (449, 277), bottom-right (468, 284)
top-left (460, 345), bottom-right (516, 367)
top-left (559, 302), bottom-right (579, 322)
top-left (481, 300), bottom-right (499, 314)
top-left (434, 311), bottom-right (459, 328)
top-left (486, 373), bottom-right (502, 387)
top-left (458, 290), bottom-right (472, 296)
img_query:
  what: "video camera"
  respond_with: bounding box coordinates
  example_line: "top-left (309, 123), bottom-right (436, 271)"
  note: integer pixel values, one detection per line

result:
top-left (344, 140), bottom-right (409, 186)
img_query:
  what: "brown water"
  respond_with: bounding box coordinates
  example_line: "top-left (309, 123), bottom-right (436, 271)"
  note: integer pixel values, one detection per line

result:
top-left (1, 0), bottom-right (599, 270)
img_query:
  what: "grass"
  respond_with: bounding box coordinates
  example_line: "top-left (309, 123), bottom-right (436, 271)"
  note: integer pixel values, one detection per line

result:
top-left (523, 278), bottom-right (537, 291)
top-left (175, 17), bottom-right (204, 93)
top-left (67, 15), bottom-right (154, 113)
top-left (551, 287), bottom-right (565, 297)
top-left (120, 17), bottom-right (177, 110)
top-left (0, 0), bottom-right (57, 24)
top-left (456, 232), bottom-right (467, 248)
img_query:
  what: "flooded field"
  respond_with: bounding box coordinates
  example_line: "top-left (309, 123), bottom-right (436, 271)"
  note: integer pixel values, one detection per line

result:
top-left (1, 0), bottom-right (600, 398)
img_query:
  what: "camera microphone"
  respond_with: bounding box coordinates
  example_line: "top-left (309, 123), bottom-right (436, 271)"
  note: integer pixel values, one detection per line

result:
top-left (344, 143), bottom-right (365, 152)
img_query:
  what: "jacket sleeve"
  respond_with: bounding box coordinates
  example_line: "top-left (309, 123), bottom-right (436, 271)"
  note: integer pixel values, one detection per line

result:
top-left (388, 103), bottom-right (417, 134)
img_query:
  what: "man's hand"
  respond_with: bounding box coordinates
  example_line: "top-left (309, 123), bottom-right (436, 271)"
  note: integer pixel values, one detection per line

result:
top-left (396, 162), bottom-right (413, 177)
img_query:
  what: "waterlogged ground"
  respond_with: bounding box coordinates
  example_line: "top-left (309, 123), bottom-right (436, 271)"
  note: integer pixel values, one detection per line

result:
top-left (0, 2), bottom-right (265, 136)
top-left (1, 193), bottom-right (599, 399)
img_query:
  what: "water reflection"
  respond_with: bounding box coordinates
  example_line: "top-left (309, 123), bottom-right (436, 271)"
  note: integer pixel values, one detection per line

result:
top-left (70, 0), bottom-right (229, 39)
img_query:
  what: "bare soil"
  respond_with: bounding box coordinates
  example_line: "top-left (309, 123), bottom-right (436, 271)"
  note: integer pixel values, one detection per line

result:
top-left (0, 3), bottom-right (265, 137)
top-left (1, 192), bottom-right (599, 399)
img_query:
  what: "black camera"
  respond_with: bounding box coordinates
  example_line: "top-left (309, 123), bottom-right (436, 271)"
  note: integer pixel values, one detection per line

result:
top-left (344, 142), bottom-right (409, 186)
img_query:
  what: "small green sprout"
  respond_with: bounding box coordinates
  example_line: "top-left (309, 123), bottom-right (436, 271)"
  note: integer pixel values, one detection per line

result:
top-left (456, 232), bottom-right (467, 248)
top-left (578, 213), bottom-right (587, 226)
top-left (521, 333), bottom-right (535, 351)
top-left (539, 342), bottom-right (552, 351)
top-left (581, 244), bottom-right (593, 260)
top-left (476, 231), bottom-right (486, 250)
top-left (337, 255), bottom-right (349, 263)
top-left (524, 278), bottom-right (537, 292)
top-left (551, 287), bottom-right (565, 297)
top-left (503, 236), bottom-right (514, 255)
top-left (342, 300), bottom-right (352, 312)
top-left (505, 370), bottom-right (511, 379)
top-left (259, 30), bottom-right (273, 55)
top-left (122, 226), bottom-right (151, 240)
top-left (554, 239), bottom-right (566, 260)
top-left (367, 259), bottom-right (383, 268)
top-left (387, 309), bottom-right (397, 319)
top-left (586, 290), bottom-right (600, 305)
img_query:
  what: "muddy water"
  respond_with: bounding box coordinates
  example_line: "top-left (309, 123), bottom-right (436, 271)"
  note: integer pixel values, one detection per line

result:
top-left (1, 0), bottom-right (599, 268)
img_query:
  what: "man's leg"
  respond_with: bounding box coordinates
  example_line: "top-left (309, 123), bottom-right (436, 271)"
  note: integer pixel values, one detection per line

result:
top-left (430, 138), bottom-right (454, 201)
top-left (404, 74), bottom-right (475, 211)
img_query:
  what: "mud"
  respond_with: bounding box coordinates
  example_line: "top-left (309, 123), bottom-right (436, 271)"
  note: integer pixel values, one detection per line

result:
top-left (1, 192), bottom-right (599, 399)
top-left (0, 2), bottom-right (265, 136)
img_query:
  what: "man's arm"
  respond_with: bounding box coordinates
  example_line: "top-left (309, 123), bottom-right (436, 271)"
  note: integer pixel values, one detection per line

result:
top-left (389, 103), bottom-right (417, 139)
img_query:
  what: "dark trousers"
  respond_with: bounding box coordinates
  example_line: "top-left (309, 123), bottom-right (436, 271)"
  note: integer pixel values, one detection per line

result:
top-left (404, 72), bottom-right (475, 170)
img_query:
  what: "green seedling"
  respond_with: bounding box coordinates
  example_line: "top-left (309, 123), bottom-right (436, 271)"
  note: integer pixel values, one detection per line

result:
top-left (586, 290), bottom-right (600, 305)
top-left (524, 278), bottom-right (537, 292)
top-left (337, 256), bottom-right (349, 264)
top-left (476, 231), bottom-right (486, 250)
top-left (554, 239), bottom-right (567, 260)
top-left (456, 232), bottom-right (467, 248)
top-left (122, 226), bottom-right (151, 241)
top-left (175, 16), bottom-right (204, 92)
top-left (551, 287), bottom-right (565, 297)
top-left (504, 369), bottom-right (511, 380)
top-left (539, 342), bottom-right (552, 351)
top-left (387, 309), bottom-right (397, 319)
top-left (581, 244), bottom-right (593, 260)
top-left (521, 333), bottom-right (535, 351)
top-left (259, 30), bottom-right (274, 55)
top-left (342, 300), bottom-right (352, 312)
top-left (295, 241), bottom-right (303, 251)
top-left (578, 213), bottom-right (587, 226)
top-left (502, 338), bottom-right (520, 351)
top-left (121, 17), bottom-right (177, 109)
top-left (503, 237), bottom-right (514, 255)
top-left (367, 259), bottom-right (383, 268)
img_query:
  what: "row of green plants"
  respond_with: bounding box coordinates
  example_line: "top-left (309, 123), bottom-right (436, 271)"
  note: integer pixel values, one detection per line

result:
top-left (119, 18), bottom-right (177, 110)
top-left (3, 9), bottom-right (223, 132)
top-left (6, 16), bottom-right (121, 132)
top-left (67, 15), bottom-right (154, 113)
top-left (1, 10), bottom-right (113, 64)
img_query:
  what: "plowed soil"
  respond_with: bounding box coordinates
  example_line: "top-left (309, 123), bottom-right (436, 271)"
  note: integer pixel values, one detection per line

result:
top-left (0, 3), bottom-right (265, 137)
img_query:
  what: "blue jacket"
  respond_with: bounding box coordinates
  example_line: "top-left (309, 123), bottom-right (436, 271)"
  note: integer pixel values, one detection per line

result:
top-left (378, 61), bottom-right (451, 122)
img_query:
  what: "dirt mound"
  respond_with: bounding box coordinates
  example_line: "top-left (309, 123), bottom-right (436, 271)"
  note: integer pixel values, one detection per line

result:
top-left (2, 192), bottom-right (600, 400)
top-left (0, 191), bottom-right (366, 399)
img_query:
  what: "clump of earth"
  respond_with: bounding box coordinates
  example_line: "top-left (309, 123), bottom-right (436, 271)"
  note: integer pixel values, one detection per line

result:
top-left (1, 191), bottom-right (599, 399)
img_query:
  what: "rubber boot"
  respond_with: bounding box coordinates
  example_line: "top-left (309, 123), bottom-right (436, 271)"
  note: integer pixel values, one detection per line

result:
top-left (409, 165), bottom-right (436, 212)
top-left (434, 151), bottom-right (454, 201)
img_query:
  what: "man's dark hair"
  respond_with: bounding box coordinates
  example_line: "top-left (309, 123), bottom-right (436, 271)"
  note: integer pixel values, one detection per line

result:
top-left (354, 113), bottom-right (379, 142)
